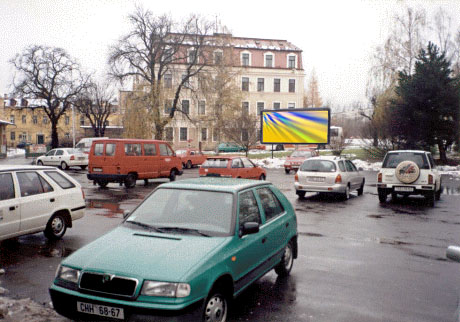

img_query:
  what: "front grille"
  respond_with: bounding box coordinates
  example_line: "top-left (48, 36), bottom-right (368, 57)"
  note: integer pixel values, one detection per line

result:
top-left (79, 272), bottom-right (138, 298)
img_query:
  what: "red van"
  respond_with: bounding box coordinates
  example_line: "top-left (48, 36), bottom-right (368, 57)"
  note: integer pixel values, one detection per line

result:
top-left (87, 139), bottom-right (183, 188)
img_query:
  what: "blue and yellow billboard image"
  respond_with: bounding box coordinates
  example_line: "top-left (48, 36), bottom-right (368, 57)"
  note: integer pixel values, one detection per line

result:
top-left (260, 108), bottom-right (330, 144)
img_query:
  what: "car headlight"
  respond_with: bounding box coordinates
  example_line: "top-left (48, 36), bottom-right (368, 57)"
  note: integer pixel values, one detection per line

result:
top-left (56, 265), bottom-right (81, 284)
top-left (141, 281), bottom-right (191, 298)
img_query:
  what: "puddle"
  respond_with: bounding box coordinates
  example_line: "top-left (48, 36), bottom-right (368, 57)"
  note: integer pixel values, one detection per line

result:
top-left (367, 214), bottom-right (384, 219)
top-left (299, 232), bottom-right (324, 237)
top-left (377, 238), bottom-right (412, 246)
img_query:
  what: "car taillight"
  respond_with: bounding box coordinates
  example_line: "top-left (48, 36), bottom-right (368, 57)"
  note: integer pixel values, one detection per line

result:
top-left (378, 173), bottom-right (382, 183)
top-left (81, 187), bottom-right (85, 199)
top-left (335, 174), bottom-right (342, 183)
top-left (70, 155), bottom-right (75, 160)
top-left (294, 173), bottom-right (298, 182)
top-left (428, 174), bottom-right (433, 184)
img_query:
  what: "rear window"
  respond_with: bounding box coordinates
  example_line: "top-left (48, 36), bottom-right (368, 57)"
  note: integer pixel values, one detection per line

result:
top-left (382, 152), bottom-right (430, 169)
top-left (94, 143), bottom-right (104, 156)
top-left (106, 143), bottom-right (116, 156)
top-left (45, 171), bottom-right (76, 189)
top-left (202, 159), bottom-right (229, 168)
top-left (300, 160), bottom-right (336, 172)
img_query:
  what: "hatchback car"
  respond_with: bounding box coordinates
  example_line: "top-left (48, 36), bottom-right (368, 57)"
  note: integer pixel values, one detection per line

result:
top-left (36, 148), bottom-right (88, 170)
top-left (0, 165), bottom-right (85, 241)
top-left (199, 156), bottom-right (266, 180)
top-left (284, 149), bottom-right (318, 174)
top-left (50, 178), bottom-right (298, 321)
top-left (295, 156), bottom-right (365, 199)
top-left (176, 149), bottom-right (207, 169)
top-left (216, 142), bottom-right (246, 153)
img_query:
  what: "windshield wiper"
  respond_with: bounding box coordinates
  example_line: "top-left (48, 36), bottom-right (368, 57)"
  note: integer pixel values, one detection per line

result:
top-left (156, 226), bottom-right (211, 237)
top-left (127, 221), bottom-right (164, 233)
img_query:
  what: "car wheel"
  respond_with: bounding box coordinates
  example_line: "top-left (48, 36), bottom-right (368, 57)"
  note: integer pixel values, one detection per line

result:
top-left (203, 288), bottom-right (228, 322)
top-left (80, 165), bottom-right (87, 170)
top-left (435, 185), bottom-right (441, 201)
top-left (285, 168), bottom-right (290, 174)
top-left (378, 188), bottom-right (387, 203)
top-left (124, 173), bottom-right (137, 188)
top-left (357, 179), bottom-right (365, 196)
top-left (186, 160), bottom-right (192, 169)
top-left (169, 170), bottom-right (176, 182)
top-left (391, 192), bottom-right (398, 201)
top-left (425, 191), bottom-right (435, 207)
top-left (96, 180), bottom-right (108, 188)
top-left (37, 160), bottom-right (44, 166)
top-left (44, 213), bottom-right (67, 240)
top-left (275, 240), bottom-right (294, 277)
top-left (259, 174), bottom-right (265, 180)
top-left (296, 190), bottom-right (306, 199)
top-left (60, 162), bottom-right (68, 170)
top-left (343, 185), bottom-right (350, 200)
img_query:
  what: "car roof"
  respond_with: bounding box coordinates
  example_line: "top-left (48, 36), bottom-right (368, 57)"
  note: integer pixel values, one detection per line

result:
top-left (387, 150), bottom-right (429, 154)
top-left (160, 177), bottom-right (269, 193)
top-left (307, 155), bottom-right (346, 161)
top-left (206, 156), bottom-right (243, 160)
top-left (0, 165), bottom-right (56, 173)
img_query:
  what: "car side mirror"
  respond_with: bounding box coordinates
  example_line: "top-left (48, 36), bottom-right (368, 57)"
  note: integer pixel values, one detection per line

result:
top-left (239, 222), bottom-right (259, 237)
top-left (446, 246), bottom-right (460, 262)
top-left (123, 210), bottom-right (130, 219)
top-left (358, 167), bottom-right (364, 171)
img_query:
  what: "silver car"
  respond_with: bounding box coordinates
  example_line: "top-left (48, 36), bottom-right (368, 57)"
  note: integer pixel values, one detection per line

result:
top-left (294, 156), bottom-right (365, 200)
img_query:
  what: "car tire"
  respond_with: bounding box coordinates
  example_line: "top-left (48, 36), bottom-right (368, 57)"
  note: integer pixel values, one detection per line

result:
top-left (275, 240), bottom-right (294, 277)
top-left (425, 191), bottom-right (435, 207)
top-left (80, 165), bottom-right (87, 170)
top-left (186, 160), bottom-right (192, 169)
top-left (343, 185), bottom-right (350, 200)
top-left (285, 169), bottom-right (290, 174)
top-left (124, 173), bottom-right (137, 188)
top-left (357, 179), bottom-right (365, 196)
top-left (96, 180), bottom-right (108, 188)
top-left (203, 288), bottom-right (229, 322)
top-left (259, 174), bottom-right (266, 181)
top-left (169, 170), bottom-right (176, 182)
top-left (378, 188), bottom-right (387, 203)
top-left (435, 186), bottom-right (441, 201)
top-left (296, 190), bottom-right (306, 199)
top-left (391, 192), bottom-right (398, 201)
top-left (60, 162), bottom-right (68, 170)
top-left (44, 213), bottom-right (67, 240)
top-left (37, 160), bottom-right (44, 166)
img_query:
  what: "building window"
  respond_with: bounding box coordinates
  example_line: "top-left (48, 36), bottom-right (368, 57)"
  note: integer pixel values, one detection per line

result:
top-left (213, 129), bottom-right (219, 142)
top-left (188, 49), bottom-right (197, 64)
top-left (241, 53), bottom-right (250, 66)
top-left (65, 116), bottom-right (69, 125)
top-left (257, 78), bottom-right (264, 92)
top-left (198, 100), bottom-right (206, 115)
top-left (265, 54), bottom-right (273, 67)
top-left (164, 73), bottom-right (172, 88)
top-left (289, 79), bottom-right (296, 93)
top-left (10, 132), bottom-right (15, 141)
top-left (257, 102), bottom-right (264, 114)
top-left (43, 116), bottom-right (48, 124)
top-left (201, 128), bottom-right (207, 141)
top-left (274, 78), bottom-right (280, 92)
top-left (10, 115), bottom-right (14, 124)
top-left (273, 102), bottom-right (281, 110)
top-left (32, 116), bottom-right (37, 124)
top-left (214, 51), bottom-right (223, 65)
top-left (22, 115), bottom-right (26, 124)
top-left (288, 55), bottom-right (297, 68)
top-left (182, 100), bottom-right (190, 114)
top-left (164, 100), bottom-right (173, 114)
top-left (242, 102), bottom-right (249, 114)
top-left (288, 102), bottom-right (296, 108)
top-left (80, 116), bottom-right (84, 126)
top-left (242, 77), bottom-right (249, 91)
top-left (65, 133), bottom-right (70, 139)
top-left (165, 127), bottom-right (173, 141)
top-left (180, 127), bottom-right (188, 141)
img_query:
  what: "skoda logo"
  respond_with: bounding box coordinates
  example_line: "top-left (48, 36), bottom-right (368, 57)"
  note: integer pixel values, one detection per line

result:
top-left (102, 274), bottom-right (114, 283)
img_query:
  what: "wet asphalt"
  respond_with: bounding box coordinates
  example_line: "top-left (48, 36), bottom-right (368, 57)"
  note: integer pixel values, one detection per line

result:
top-left (1, 156), bottom-right (460, 322)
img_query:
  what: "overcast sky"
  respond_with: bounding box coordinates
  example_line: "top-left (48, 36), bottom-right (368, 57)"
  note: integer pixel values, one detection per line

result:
top-left (1, 0), bottom-right (459, 108)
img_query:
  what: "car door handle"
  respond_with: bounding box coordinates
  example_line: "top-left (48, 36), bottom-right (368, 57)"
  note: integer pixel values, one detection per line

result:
top-left (9, 206), bottom-right (16, 211)
top-left (50, 198), bottom-right (55, 202)
top-left (262, 237), bottom-right (267, 244)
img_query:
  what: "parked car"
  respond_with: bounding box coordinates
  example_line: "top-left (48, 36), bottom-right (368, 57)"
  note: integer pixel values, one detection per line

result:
top-left (295, 156), bottom-right (365, 200)
top-left (176, 149), bottom-right (207, 169)
top-left (377, 150), bottom-right (441, 206)
top-left (75, 137), bottom-right (108, 154)
top-left (216, 142), bottom-right (246, 153)
top-left (50, 177), bottom-right (298, 321)
top-left (0, 165), bottom-right (85, 241)
top-left (199, 156), bottom-right (266, 180)
top-left (16, 141), bottom-right (32, 149)
top-left (284, 148), bottom-right (318, 174)
top-left (36, 148), bottom-right (88, 170)
top-left (87, 139), bottom-right (183, 188)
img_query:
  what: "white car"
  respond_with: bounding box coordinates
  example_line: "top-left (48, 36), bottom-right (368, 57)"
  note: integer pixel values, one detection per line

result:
top-left (0, 165), bottom-right (85, 241)
top-left (36, 148), bottom-right (88, 170)
top-left (377, 150), bottom-right (441, 206)
top-left (295, 156), bottom-right (365, 200)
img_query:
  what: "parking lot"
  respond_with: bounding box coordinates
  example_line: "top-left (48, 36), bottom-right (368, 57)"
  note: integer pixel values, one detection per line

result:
top-left (1, 158), bottom-right (460, 321)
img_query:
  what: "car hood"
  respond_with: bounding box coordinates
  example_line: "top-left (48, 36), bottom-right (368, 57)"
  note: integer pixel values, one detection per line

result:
top-left (63, 226), bottom-right (228, 281)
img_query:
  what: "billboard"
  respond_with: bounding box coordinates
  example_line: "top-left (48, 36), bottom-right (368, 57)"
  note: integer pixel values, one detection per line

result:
top-left (260, 108), bottom-right (330, 144)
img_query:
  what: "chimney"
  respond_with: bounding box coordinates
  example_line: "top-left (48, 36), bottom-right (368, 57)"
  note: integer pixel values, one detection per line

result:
top-left (10, 99), bottom-right (16, 107)
top-left (21, 98), bottom-right (28, 107)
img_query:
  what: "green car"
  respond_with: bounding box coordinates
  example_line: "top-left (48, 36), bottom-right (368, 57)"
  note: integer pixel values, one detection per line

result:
top-left (216, 142), bottom-right (247, 153)
top-left (50, 178), bottom-right (298, 321)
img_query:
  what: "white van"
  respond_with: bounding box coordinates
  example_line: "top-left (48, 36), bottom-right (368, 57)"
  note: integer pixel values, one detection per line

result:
top-left (75, 137), bottom-right (108, 154)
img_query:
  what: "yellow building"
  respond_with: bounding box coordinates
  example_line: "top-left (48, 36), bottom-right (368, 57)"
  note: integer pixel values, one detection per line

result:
top-left (0, 119), bottom-right (14, 158)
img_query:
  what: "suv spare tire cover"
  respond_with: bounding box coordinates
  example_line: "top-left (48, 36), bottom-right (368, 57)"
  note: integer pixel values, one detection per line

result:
top-left (395, 161), bottom-right (420, 184)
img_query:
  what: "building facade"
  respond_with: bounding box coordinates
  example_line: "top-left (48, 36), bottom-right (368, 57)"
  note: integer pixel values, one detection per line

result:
top-left (0, 119), bottom-right (13, 158)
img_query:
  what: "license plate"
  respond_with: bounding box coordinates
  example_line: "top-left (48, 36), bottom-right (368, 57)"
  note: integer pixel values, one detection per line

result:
top-left (92, 168), bottom-right (103, 172)
top-left (394, 186), bottom-right (414, 192)
top-left (77, 301), bottom-right (124, 320)
top-left (308, 177), bottom-right (325, 182)
top-left (78, 157), bottom-right (85, 160)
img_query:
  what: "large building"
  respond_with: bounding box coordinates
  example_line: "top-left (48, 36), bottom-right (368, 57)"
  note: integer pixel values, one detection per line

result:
top-left (122, 33), bottom-right (306, 150)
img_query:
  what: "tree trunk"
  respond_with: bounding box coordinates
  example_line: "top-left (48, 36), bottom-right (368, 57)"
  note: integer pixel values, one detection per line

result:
top-left (51, 121), bottom-right (59, 149)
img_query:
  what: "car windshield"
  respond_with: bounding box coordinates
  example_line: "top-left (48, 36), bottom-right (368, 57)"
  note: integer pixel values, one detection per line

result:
top-left (201, 158), bottom-right (229, 168)
top-left (125, 188), bottom-right (234, 236)
top-left (382, 152), bottom-right (430, 169)
top-left (300, 159), bottom-right (336, 172)
top-left (291, 150), bottom-right (313, 158)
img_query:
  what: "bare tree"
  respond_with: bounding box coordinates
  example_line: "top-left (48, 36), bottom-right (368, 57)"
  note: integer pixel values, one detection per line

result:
top-left (121, 90), bottom-right (152, 139)
top-left (109, 8), bottom-right (214, 139)
top-left (74, 81), bottom-right (116, 137)
top-left (304, 70), bottom-right (323, 108)
top-left (10, 45), bottom-right (89, 148)
top-left (220, 110), bottom-right (259, 156)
